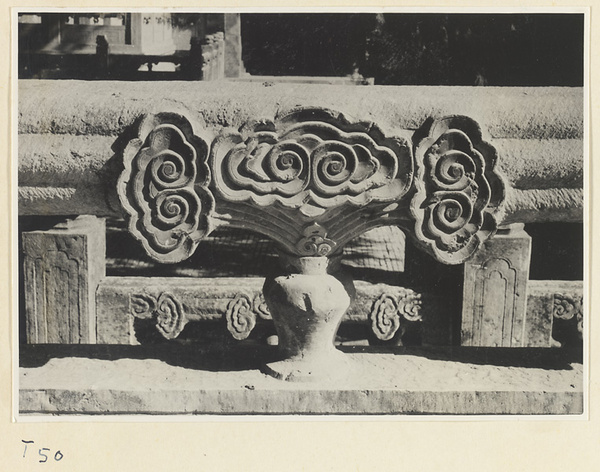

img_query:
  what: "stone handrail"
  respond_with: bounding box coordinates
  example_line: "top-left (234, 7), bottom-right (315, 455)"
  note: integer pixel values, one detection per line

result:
top-left (19, 81), bottom-right (583, 224)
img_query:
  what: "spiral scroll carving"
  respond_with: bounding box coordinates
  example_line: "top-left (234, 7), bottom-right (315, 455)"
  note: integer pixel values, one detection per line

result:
top-left (369, 292), bottom-right (423, 341)
top-left (410, 116), bottom-right (505, 264)
top-left (252, 293), bottom-right (272, 320)
top-left (370, 294), bottom-right (401, 341)
top-left (210, 108), bottom-right (413, 212)
top-left (118, 113), bottom-right (215, 263)
top-left (130, 292), bottom-right (187, 340)
top-left (226, 295), bottom-right (257, 340)
top-left (553, 293), bottom-right (583, 321)
top-left (296, 223), bottom-right (336, 256)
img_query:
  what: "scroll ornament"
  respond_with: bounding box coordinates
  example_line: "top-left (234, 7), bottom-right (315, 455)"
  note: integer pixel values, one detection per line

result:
top-left (226, 294), bottom-right (257, 340)
top-left (370, 292), bottom-right (423, 341)
top-left (410, 116), bottom-right (505, 264)
top-left (118, 110), bottom-right (505, 265)
top-left (117, 113), bottom-right (215, 263)
top-left (553, 293), bottom-right (583, 338)
top-left (210, 108), bottom-right (413, 214)
top-left (130, 292), bottom-right (187, 340)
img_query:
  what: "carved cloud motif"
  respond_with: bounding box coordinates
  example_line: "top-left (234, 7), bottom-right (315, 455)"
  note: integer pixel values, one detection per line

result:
top-left (118, 113), bottom-right (215, 263)
top-left (210, 109), bottom-right (413, 212)
top-left (130, 292), bottom-right (187, 340)
top-left (410, 116), bottom-right (505, 264)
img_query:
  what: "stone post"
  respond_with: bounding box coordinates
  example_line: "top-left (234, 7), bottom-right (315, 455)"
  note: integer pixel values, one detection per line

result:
top-left (461, 223), bottom-right (532, 347)
top-left (22, 216), bottom-right (106, 344)
top-left (95, 35), bottom-right (110, 78)
top-left (224, 13), bottom-right (244, 78)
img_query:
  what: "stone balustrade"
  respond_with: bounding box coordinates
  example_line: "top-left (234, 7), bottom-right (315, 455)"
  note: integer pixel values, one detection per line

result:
top-left (18, 80), bottom-right (584, 381)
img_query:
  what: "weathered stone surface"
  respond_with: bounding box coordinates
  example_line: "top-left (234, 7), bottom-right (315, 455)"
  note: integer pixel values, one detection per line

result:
top-left (18, 134), bottom-right (116, 187)
top-left (546, 282), bottom-right (584, 348)
top-left (22, 216), bottom-right (106, 344)
top-left (262, 256), bottom-right (354, 381)
top-left (18, 185), bottom-right (118, 217)
top-left (410, 115), bottom-right (505, 264)
top-left (18, 348), bottom-right (583, 415)
top-left (231, 75), bottom-right (372, 85)
top-left (18, 82), bottom-right (583, 227)
top-left (96, 277), bottom-right (266, 344)
top-left (95, 277), bottom-right (444, 346)
top-left (461, 224), bottom-right (531, 347)
top-left (526, 281), bottom-right (583, 348)
top-left (19, 81), bottom-right (582, 139)
top-left (18, 134), bottom-right (584, 191)
top-left (502, 188), bottom-right (584, 224)
top-left (496, 138), bottom-right (583, 189)
top-left (94, 276), bottom-right (579, 348)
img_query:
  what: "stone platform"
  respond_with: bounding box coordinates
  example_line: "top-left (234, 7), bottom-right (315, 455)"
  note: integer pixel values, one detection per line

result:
top-left (19, 345), bottom-right (583, 416)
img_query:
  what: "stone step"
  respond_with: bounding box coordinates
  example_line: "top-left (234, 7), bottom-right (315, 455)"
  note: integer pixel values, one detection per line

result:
top-left (18, 345), bottom-right (583, 415)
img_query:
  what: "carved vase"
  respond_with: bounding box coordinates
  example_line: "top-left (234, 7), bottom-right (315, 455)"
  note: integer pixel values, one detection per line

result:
top-left (262, 254), bottom-right (355, 381)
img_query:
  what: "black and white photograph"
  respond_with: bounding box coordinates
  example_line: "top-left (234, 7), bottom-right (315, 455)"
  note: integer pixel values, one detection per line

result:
top-left (14, 9), bottom-right (587, 419)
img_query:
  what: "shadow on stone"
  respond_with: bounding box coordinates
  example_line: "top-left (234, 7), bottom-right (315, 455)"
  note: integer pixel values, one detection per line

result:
top-left (19, 342), bottom-right (279, 372)
top-left (20, 343), bottom-right (582, 373)
top-left (339, 345), bottom-right (583, 370)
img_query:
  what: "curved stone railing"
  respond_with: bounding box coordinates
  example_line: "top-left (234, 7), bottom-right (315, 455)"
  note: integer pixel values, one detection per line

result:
top-left (18, 80), bottom-right (584, 380)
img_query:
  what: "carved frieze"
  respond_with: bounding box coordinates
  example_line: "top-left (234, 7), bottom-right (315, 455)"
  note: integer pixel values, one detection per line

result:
top-left (126, 287), bottom-right (271, 342)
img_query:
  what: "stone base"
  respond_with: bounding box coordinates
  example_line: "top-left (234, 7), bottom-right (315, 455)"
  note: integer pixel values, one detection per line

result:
top-left (262, 349), bottom-right (351, 382)
top-left (19, 346), bottom-right (583, 415)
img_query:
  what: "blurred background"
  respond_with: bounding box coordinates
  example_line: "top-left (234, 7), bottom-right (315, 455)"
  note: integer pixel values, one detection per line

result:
top-left (18, 12), bottom-right (584, 86)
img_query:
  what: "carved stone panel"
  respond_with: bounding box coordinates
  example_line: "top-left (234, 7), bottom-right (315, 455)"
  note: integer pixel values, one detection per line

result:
top-left (22, 216), bottom-right (106, 344)
top-left (118, 109), bottom-right (505, 266)
top-left (96, 277), bottom-right (271, 344)
top-left (210, 108), bottom-right (414, 256)
top-left (461, 224), bottom-right (531, 347)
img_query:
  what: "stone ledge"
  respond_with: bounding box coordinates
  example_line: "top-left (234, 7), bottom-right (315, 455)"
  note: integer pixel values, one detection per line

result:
top-left (19, 346), bottom-right (583, 415)
top-left (19, 81), bottom-right (583, 139)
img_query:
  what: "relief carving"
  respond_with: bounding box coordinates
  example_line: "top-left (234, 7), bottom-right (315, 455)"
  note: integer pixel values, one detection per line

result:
top-left (411, 116), bottom-right (505, 264)
top-left (553, 293), bottom-right (583, 338)
top-left (295, 223), bottom-right (336, 256)
top-left (369, 291), bottom-right (422, 341)
top-left (130, 292), bottom-right (187, 340)
top-left (226, 294), bottom-right (257, 340)
top-left (118, 113), bottom-right (215, 263)
top-left (118, 110), bottom-right (505, 264)
top-left (471, 258), bottom-right (517, 347)
top-left (553, 293), bottom-right (583, 320)
top-left (252, 293), bottom-right (272, 320)
top-left (210, 108), bottom-right (413, 213)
